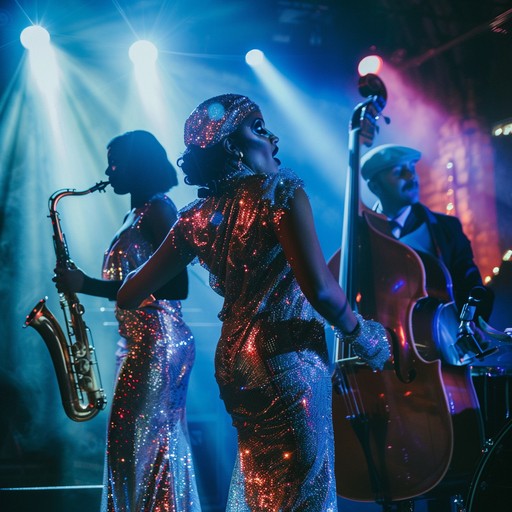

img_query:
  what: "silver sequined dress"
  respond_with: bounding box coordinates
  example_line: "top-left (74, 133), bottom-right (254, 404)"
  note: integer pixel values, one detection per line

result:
top-left (101, 194), bottom-right (200, 512)
top-left (171, 169), bottom-right (336, 511)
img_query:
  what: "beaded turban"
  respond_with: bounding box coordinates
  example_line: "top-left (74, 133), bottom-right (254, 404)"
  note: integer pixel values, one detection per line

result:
top-left (184, 94), bottom-right (260, 149)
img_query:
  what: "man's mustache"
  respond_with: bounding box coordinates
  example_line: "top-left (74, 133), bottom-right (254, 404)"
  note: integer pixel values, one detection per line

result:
top-left (403, 180), bottom-right (418, 191)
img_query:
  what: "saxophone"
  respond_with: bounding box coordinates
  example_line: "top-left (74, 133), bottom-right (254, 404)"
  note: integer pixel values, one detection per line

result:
top-left (24, 181), bottom-right (109, 422)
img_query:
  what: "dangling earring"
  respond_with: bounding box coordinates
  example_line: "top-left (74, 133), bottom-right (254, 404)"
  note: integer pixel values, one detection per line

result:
top-left (237, 150), bottom-right (244, 171)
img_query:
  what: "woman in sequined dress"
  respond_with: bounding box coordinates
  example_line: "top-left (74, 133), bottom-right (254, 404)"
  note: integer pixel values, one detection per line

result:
top-left (54, 130), bottom-right (200, 512)
top-left (117, 96), bottom-right (390, 511)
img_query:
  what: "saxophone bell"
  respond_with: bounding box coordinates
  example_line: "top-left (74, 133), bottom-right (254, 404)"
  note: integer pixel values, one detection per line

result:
top-left (24, 297), bottom-right (107, 421)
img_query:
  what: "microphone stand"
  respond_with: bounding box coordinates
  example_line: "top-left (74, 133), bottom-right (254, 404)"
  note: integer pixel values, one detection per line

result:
top-left (454, 288), bottom-right (498, 364)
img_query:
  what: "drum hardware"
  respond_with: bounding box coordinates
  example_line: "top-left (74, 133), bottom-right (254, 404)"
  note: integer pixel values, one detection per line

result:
top-left (466, 419), bottom-right (512, 511)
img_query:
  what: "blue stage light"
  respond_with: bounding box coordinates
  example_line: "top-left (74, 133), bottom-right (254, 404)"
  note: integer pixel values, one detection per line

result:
top-left (129, 40), bottom-right (158, 65)
top-left (245, 49), bottom-right (264, 67)
top-left (20, 25), bottom-right (50, 50)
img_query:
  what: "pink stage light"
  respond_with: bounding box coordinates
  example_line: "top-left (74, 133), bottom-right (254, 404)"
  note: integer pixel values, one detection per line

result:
top-left (358, 55), bottom-right (383, 76)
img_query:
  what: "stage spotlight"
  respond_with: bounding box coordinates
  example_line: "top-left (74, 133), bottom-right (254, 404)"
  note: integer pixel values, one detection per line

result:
top-left (246, 49), bottom-right (264, 67)
top-left (20, 24), bottom-right (59, 98)
top-left (129, 40), bottom-right (158, 65)
top-left (357, 55), bottom-right (383, 76)
top-left (20, 25), bottom-right (50, 50)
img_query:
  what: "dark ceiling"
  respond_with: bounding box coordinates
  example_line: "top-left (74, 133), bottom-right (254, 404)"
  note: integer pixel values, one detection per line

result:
top-left (1, 0), bottom-right (511, 126)
top-left (270, 0), bottom-right (512, 126)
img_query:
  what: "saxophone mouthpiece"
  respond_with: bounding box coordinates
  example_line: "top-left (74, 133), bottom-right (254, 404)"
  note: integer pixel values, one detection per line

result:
top-left (93, 181), bottom-right (110, 193)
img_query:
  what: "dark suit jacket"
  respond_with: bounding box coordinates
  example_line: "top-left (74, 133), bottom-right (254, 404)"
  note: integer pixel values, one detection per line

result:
top-left (401, 203), bottom-right (493, 319)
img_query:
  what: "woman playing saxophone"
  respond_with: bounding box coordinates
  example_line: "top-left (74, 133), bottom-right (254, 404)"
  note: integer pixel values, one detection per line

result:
top-left (53, 130), bottom-right (201, 512)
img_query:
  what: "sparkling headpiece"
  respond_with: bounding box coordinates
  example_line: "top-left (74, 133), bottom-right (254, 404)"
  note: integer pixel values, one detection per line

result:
top-left (184, 94), bottom-right (260, 149)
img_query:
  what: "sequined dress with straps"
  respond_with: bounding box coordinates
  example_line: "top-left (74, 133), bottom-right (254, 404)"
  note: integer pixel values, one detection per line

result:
top-left (101, 194), bottom-right (200, 512)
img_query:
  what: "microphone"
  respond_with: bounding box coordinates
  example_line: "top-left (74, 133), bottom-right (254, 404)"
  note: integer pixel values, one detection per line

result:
top-left (458, 286), bottom-right (486, 327)
top-left (454, 286), bottom-right (497, 364)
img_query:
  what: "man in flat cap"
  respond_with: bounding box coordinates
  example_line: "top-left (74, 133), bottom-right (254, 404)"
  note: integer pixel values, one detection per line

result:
top-left (360, 146), bottom-right (495, 510)
top-left (361, 143), bottom-right (493, 321)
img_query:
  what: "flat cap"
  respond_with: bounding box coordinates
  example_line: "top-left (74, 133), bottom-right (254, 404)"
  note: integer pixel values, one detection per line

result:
top-left (361, 144), bottom-right (421, 181)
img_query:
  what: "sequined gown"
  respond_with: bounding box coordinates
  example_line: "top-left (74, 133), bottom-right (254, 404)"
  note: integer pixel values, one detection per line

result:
top-left (172, 169), bottom-right (336, 511)
top-left (101, 194), bottom-right (200, 512)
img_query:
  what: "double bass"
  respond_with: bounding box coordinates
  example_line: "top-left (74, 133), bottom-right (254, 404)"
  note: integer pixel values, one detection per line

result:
top-left (329, 74), bottom-right (484, 504)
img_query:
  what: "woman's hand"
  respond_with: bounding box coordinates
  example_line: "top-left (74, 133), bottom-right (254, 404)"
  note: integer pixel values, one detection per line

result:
top-left (53, 266), bottom-right (86, 293)
top-left (335, 313), bottom-right (391, 371)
